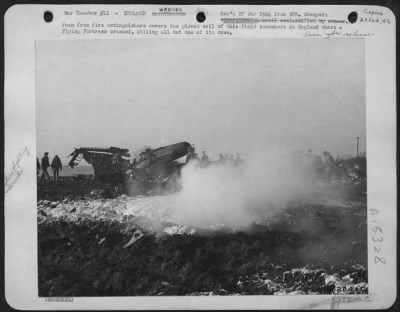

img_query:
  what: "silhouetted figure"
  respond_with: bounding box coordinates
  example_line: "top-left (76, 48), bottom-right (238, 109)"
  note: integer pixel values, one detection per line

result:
top-left (218, 154), bottom-right (225, 165)
top-left (313, 155), bottom-right (324, 179)
top-left (228, 154), bottom-right (235, 166)
top-left (323, 150), bottom-right (335, 181)
top-left (40, 152), bottom-right (51, 181)
top-left (200, 151), bottom-right (209, 167)
top-left (234, 153), bottom-right (243, 167)
top-left (51, 155), bottom-right (62, 181)
top-left (224, 154), bottom-right (229, 166)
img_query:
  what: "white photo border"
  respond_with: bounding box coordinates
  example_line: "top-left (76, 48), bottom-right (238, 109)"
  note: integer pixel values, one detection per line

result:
top-left (4, 4), bottom-right (397, 310)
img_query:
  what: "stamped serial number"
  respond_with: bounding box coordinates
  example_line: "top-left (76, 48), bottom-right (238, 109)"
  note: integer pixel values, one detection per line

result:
top-left (359, 17), bottom-right (391, 24)
top-left (334, 285), bottom-right (368, 294)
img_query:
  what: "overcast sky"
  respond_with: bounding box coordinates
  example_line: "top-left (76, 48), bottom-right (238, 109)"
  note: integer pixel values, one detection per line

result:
top-left (36, 38), bottom-right (365, 163)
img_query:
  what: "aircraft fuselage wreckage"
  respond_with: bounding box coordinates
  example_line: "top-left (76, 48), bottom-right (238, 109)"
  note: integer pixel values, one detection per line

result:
top-left (68, 142), bottom-right (192, 195)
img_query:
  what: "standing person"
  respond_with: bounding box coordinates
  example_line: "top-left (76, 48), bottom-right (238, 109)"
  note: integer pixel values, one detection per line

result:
top-left (40, 152), bottom-right (51, 181)
top-left (218, 153), bottom-right (225, 165)
top-left (224, 154), bottom-right (229, 166)
top-left (36, 158), bottom-right (41, 176)
top-left (234, 153), bottom-right (243, 167)
top-left (51, 155), bottom-right (62, 182)
top-left (313, 155), bottom-right (324, 180)
top-left (200, 151), bottom-right (209, 167)
top-left (323, 150), bottom-right (335, 182)
top-left (228, 154), bottom-right (235, 166)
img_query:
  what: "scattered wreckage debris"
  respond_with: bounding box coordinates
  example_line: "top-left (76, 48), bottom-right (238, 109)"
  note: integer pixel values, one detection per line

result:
top-left (38, 196), bottom-right (367, 296)
top-left (123, 229), bottom-right (144, 248)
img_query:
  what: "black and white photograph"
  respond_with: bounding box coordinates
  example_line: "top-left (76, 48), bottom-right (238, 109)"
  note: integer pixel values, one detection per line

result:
top-left (35, 38), bottom-right (369, 297)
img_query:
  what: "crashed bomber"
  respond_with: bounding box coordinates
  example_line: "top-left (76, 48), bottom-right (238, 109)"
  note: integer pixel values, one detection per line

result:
top-left (68, 142), bottom-right (192, 193)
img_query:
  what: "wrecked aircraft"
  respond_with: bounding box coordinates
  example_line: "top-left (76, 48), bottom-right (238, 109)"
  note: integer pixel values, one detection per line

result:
top-left (68, 142), bottom-right (192, 194)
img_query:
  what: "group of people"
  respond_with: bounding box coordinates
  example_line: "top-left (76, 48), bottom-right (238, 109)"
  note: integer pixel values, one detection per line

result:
top-left (217, 153), bottom-right (243, 167)
top-left (185, 146), bottom-right (244, 168)
top-left (37, 152), bottom-right (63, 182)
top-left (293, 149), bottom-right (343, 182)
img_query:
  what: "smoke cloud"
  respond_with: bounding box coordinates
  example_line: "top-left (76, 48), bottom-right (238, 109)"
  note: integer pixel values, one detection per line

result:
top-left (167, 149), bottom-right (316, 229)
